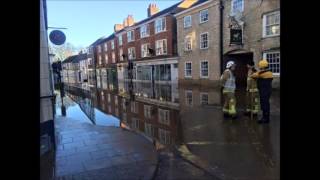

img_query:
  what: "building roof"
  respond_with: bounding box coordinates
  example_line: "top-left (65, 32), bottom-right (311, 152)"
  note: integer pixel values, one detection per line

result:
top-left (62, 53), bottom-right (87, 64)
top-left (174, 0), bottom-right (210, 16)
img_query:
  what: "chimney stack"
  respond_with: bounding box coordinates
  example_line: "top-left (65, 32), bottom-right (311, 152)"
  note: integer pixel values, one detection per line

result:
top-left (123, 15), bottom-right (135, 27)
top-left (147, 3), bottom-right (159, 17)
top-left (114, 24), bottom-right (124, 32)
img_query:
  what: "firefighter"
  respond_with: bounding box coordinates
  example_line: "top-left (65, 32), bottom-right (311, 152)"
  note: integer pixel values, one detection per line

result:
top-left (244, 61), bottom-right (260, 117)
top-left (250, 59), bottom-right (273, 124)
top-left (220, 61), bottom-right (237, 119)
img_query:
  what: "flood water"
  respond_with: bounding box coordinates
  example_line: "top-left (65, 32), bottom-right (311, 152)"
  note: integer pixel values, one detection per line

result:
top-left (55, 81), bottom-right (280, 180)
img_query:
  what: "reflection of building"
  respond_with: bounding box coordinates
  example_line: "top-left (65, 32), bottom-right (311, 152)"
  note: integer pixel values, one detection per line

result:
top-left (175, 0), bottom-right (221, 86)
top-left (61, 53), bottom-right (87, 86)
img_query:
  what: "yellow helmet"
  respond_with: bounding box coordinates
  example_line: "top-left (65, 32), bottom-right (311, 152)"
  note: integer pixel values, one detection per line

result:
top-left (258, 59), bottom-right (268, 68)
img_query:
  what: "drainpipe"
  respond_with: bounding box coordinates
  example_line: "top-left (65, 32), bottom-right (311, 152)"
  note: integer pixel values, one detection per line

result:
top-left (219, 0), bottom-right (224, 75)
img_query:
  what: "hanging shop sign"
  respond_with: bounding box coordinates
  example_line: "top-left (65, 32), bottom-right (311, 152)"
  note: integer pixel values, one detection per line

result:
top-left (49, 30), bottom-right (66, 45)
top-left (230, 29), bottom-right (242, 45)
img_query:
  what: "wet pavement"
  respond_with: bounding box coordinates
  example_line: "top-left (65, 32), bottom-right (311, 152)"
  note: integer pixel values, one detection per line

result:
top-left (54, 95), bottom-right (157, 179)
top-left (53, 81), bottom-right (280, 180)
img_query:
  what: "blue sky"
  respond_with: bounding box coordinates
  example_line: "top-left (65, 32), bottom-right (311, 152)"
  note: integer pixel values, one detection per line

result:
top-left (47, 0), bottom-right (180, 48)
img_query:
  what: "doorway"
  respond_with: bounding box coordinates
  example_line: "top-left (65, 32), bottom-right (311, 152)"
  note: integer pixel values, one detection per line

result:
top-left (224, 52), bottom-right (254, 110)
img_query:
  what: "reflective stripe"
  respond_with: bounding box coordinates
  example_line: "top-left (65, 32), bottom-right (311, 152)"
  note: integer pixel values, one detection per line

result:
top-left (249, 89), bottom-right (258, 92)
top-left (224, 70), bottom-right (236, 91)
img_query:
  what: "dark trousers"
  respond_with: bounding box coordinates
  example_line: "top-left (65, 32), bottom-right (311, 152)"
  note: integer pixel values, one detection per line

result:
top-left (259, 91), bottom-right (271, 120)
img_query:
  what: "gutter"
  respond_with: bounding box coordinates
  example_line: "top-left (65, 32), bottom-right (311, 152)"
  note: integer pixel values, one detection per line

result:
top-left (219, 0), bottom-right (224, 75)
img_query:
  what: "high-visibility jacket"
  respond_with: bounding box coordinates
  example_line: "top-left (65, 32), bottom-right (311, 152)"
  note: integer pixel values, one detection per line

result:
top-left (250, 70), bottom-right (273, 96)
top-left (247, 72), bottom-right (258, 92)
top-left (221, 69), bottom-right (236, 93)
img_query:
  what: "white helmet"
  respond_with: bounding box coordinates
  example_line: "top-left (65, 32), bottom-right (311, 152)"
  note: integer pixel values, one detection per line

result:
top-left (226, 61), bottom-right (235, 69)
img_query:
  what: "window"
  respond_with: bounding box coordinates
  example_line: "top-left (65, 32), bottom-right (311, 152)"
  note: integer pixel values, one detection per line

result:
top-left (263, 11), bottom-right (280, 37)
top-left (108, 105), bottom-right (112, 113)
top-left (97, 45), bottom-right (101, 53)
top-left (199, 9), bottom-right (209, 23)
top-left (112, 52), bottom-right (116, 63)
top-left (141, 43), bottom-right (151, 58)
top-left (184, 36), bottom-right (192, 51)
top-left (122, 112), bottom-right (127, 122)
top-left (105, 54), bottom-right (108, 64)
top-left (231, 0), bottom-right (244, 15)
top-left (145, 123), bottom-right (154, 137)
top-left (132, 118), bottom-right (139, 129)
top-left (185, 62), bottom-right (192, 78)
top-left (115, 95), bottom-right (118, 105)
top-left (119, 48), bottom-right (123, 61)
top-left (131, 102), bottom-right (138, 113)
top-left (184, 15), bottom-right (192, 28)
top-left (263, 51), bottom-right (280, 75)
top-left (158, 109), bottom-right (170, 125)
top-left (128, 47), bottom-right (136, 60)
top-left (140, 24), bottom-right (149, 38)
top-left (104, 43), bottom-right (108, 51)
top-left (200, 61), bottom-right (209, 78)
top-left (156, 39), bottom-right (167, 55)
top-left (98, 55), bottom-right (102, 65)
top-left (118, 35), bottom-right (123, 46)
top-left (115, 107), bottom-right (119, 117)
top-left (127, 30), bottom-right (134, 42)
top-left (185, 90), bottom-right (193, 106)
top-left (108, 93), bottom-right (111, 103)
top-left (200, 93), bottom-right (209, 105)
top-left (200, 33), bottom-right (209, 49)
top-left (158, 128), bottom-right (170, 145)
top-left (155, 17), bottom-right (166, 33)
top-left (144, 105), bottom-right (152, 119)
top-left (111, 40), bottom-right (115, 50)
top-left (122, 100), bottom-right (127, 111)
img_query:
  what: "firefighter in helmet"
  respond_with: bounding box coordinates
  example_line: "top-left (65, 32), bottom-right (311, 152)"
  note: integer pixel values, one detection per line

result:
top-left (220, 61), bottom-right (237, 119)
top-left (250, 59), bottom-right (273, 124)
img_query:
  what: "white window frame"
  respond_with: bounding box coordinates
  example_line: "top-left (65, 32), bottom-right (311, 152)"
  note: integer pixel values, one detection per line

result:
top-left (118, 35), bottom-right (123, 46)
top-left (158, 128), bottom-right (170, 144)
top-left (200, 32), bottom-right (209, 49)
top-left (132, 118), bottom-right (139, 129)
top-left (200, 92), bottom-right (209, 105)
top-left (122, 112), bottom-right (127, 122)
top-left (111, 40), bottom-right (115, 50)
top-left (98, 45), bottom-right (102, 53)
top-left (119, 48), bottom-right (123, 61)
top-left (184, 62), bottom-right (192, 78)
top-left (155, 17), bottom-right (166, 34)
top-left (156, 39), bottom-right (167, 56)
top-left (98, 55), bottom-right (102, 65)
top-left (115, 95), bottom-right (118, 105)
top-left (141, 43), bottom-right (151, 58)
top-left (200, 60), bottom-right (209, 78)
top-left (127, 30), bottom-right (135, 42)
top-left (158, 108), bottom-right (170, 125)
top-left (184, 36), bottom-right (192, 51)
top-left (144, 123), bottom-right (154, 137)
top-left (230, 0), bottom-right (244, 16)
top-left (199, 9), bottom-right (209, 23)
top-left (104, 43), bottom-right (108, 51)
top-left (140, 24), bottom-right (149, 38)
top-left (183, 15), bottom-right (192, 28)
top-left (108, 105), bottom-right (112, 113)
top-left (128, 47), bottom-right (136, 60)
top-left (263, 11), bottom-right (280, 38)
top-left (144, 105), bottom-right (152, 119)
top-left (112, 52), bottom-right (116, 63)
top-left (185, 90), bottom-right (193, 106)
top-left (107, 93), bottom-right (111, 103)
top-left (131, 102), bottom-right (138, 113)
top-left (105, 54), bottom-right (108, 64)
top-left (263, 50), bottom-right (280, 76)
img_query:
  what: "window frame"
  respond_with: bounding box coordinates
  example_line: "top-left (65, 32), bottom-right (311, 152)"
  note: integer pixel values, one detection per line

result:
top-left (118, 35), bottom-right (123, 46)
top-left (158, 108), bottom-right (170, 125)
top-left (184, 36), bottom-right (192, 51)
top-left (141, 43), bottom-right (151, 58)
top-left (111, 40), bottom-right (115, 50)
top-left (199, 9), bottom-right (209, 24)
top-left (200, 32), bottom-right (209, 49)
top-left (263, 50), bottom-right (280, 76)
top-left (184, 62), bottom-right (192, 78)
top-left (140, 24), bottom-right (149, 38)
top-left (200, 60), bottom-right (209, 78)
top-left (230, 0), bottom-right (244, 16)
top-left (200, 92), bottom-right (209, 105)
top-left (127, 30), bottom-right (135, 42)
top-left (128, 47), bottom-right (136, 60)
top-left (262, 10), bottom-right (280, 38)
top-left (155, 17), bottom-right (166, 34)
top-left (185, 90), bottom-right (193, 106)
top-left (155, 39), bottom-right (167, 56)
top-left (183, 15), bottom-right (192, 28)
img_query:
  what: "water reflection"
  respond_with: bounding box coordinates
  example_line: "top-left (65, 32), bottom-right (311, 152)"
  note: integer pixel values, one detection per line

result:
top-left (57, 81), bottom-right (279, 179)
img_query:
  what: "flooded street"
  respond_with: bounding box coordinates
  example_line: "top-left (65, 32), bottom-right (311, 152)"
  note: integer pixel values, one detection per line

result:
top-left (54, 81), bottom-right (280, 180)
